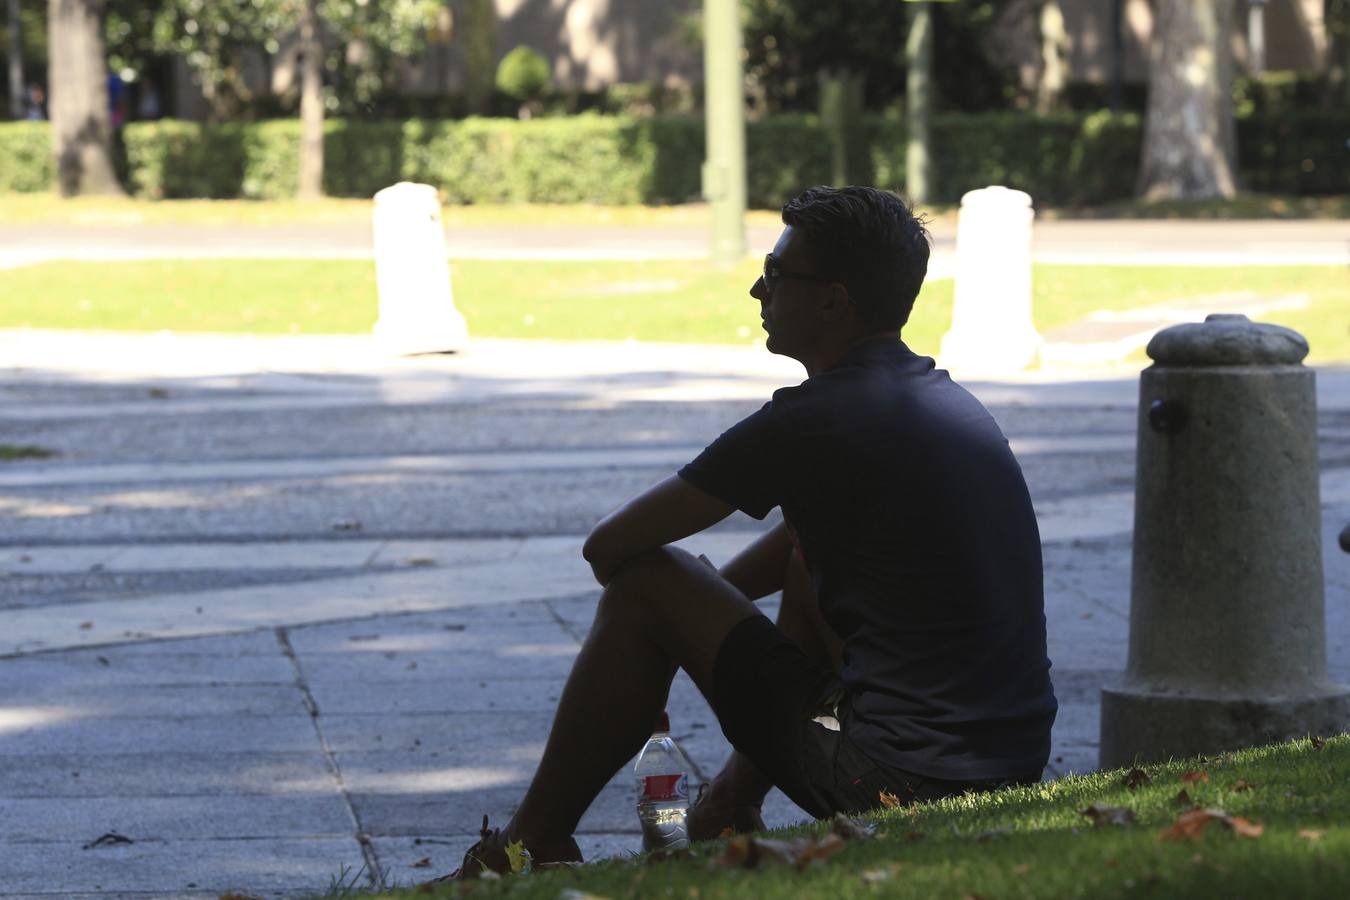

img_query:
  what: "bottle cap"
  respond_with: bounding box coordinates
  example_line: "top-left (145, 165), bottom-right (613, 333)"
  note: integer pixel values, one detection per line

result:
top-left (656, 711), bottom-right (670, 733)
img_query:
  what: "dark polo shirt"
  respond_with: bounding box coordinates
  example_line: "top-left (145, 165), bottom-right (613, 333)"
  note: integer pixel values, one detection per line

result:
top-left (679, 336), bottom-right (1057, 780)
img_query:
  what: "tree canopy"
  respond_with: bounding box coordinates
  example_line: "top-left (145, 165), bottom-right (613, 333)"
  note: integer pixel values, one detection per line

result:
top-left (740, 0), bottom-right (1013, 114)
top-left (100, 0), bottom-right (445, 120)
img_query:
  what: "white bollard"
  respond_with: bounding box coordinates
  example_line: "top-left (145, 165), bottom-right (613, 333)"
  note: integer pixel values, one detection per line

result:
top-left (938, 186), bottom-right (1041, 375)
top-left (371, 182), bottom-right (469, 355)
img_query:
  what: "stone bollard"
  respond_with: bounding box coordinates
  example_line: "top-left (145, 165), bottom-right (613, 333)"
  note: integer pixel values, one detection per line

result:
top-left (1099, 314), bottom-right (1350, 769)
top-left (371, 182), bottom-right (469, 354)
top-left (937, 186), bottom-right (1041, 375)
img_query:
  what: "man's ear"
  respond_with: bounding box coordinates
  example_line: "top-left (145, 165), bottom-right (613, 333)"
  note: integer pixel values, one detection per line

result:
top-left (819, 283), bottom-right (853, 322)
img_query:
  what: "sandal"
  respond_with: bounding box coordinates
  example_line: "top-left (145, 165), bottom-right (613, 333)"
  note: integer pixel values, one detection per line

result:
top-left (424, 815), bottom-right (582, 883)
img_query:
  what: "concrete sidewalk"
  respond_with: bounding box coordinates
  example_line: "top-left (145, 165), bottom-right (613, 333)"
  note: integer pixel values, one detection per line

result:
top-left (1, 218), bottom-right (1346, 269)
top-left (1, 333), bottom-right (1347, 897)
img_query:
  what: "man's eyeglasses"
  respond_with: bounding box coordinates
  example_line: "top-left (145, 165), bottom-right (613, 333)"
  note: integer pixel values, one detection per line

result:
top-left (762, 254), bottom-right (836, 294)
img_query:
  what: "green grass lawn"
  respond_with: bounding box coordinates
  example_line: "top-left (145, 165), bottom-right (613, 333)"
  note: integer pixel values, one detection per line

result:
top-left (1, 258), bottom-right (1346, 363)
top-left (387, 736), bottom-right (1348, 899)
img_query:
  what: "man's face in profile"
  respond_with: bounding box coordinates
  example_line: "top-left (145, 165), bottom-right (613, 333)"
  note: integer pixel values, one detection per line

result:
top-left (751, 226), bottom-right (831, 362)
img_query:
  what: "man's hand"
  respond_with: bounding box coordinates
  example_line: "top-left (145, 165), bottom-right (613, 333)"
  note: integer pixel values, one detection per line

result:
top-left (582, 475), bottom-right (735, 586)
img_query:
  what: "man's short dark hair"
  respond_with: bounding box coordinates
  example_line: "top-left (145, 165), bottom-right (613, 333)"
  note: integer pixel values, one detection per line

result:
top-left (781, 186), bottom-right (931, 331)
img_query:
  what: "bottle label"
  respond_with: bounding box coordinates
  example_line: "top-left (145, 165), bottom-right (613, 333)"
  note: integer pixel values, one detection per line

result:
top-left (640, 773), bottom-right (688, 802)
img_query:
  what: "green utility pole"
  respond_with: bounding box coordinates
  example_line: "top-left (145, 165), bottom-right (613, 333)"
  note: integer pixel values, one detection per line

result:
top-left (905, 1), bottom-right (934, 205)
top-left (702, 0), bottom-right (747, 267)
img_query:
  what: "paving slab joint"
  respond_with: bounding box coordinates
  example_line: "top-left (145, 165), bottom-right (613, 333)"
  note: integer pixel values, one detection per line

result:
top-left (542, 596), bottom-right (589, 645)
top-left (275, 626), bottom-right (387, 890)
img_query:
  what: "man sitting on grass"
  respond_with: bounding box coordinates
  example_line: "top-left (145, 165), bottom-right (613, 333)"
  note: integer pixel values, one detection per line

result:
top-left (447, 185), bottom-right (1057, 877)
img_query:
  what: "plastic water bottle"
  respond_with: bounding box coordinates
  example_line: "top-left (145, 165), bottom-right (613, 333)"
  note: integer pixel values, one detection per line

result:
top-left (635, 711), bottom-right (694, 851)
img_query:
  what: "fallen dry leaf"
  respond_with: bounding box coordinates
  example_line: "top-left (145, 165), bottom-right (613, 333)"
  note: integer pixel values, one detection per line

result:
top-left (714, 835), bottom-right (769, 869)
top-left (78, 621), bottom-right (93, 630)
top-left (1180, 770), bottom-right (1210, 784)
top-left (219, 894), bottom-right (265, 900)
top-left (714, 833), bottom-right (848, 870)
top-left (900, 830), bottom-right (925, 842)
top-left (644, 847), bottom-right (693, 865)
top-left (82, 831), bottom-right (133, 850)
top-left (878, 789), bottom-right (901, 809)
top-left (1310, 736), bottom-right (1326, 749)
top-left (1121, 768), bottom-right (1152, 789)
top-left (1079, 804), bottom-right (1137, 827)
top-left (1013, 863), bottom-right (1031, 875)
top-left (1230, 779), bottom-right (1256, 792)
top-left (1159, 809), bottom-right (1223, 841)
top-left (1158, 808), bottom-right (1264, 842)
top-left (831, 813), bottom-right (876, 841)
top-left (860, 863), bottom-right (901, 884)
top-left (332, 518), bottom-right (363, 531)
top-left (1298, 829), bottom-right (1324, 842)
top-left (799, 832), bottom-right (848, 866)
top-left (410, 856), bottom-right (432, 868)
top-left (1174, 789), bottom-right (1194, 807)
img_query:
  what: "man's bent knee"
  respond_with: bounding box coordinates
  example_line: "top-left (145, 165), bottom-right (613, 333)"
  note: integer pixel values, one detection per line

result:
top-left (599, 542), bottom-right (766, 661)
top-left (595, 547), bottom-right (694, 624)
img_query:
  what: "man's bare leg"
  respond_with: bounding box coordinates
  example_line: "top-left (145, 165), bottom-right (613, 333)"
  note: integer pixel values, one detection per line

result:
top-left (498, 546), bottom-right (762, 863)
top-left (689, 545), bottom-right (843, 838)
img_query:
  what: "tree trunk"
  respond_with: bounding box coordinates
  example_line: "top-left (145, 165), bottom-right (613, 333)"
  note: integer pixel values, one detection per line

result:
top-left (1137, 0), bottom-right (1237, 201)
top-left (905, 2), bottom-right (933, 205)
top-left (1036, 0), bottom-right (1069, 114)
top-left (47, 0), bottom-right (122, 195)
top-left (819, 68), bottom-right (865, 186)
top-left (297, 0), bottom-right (324, 200)
top-left (1329, 0), bottom-right (1350, 109)
top-left (460, 0), bottom-right (496, 115)
top-left (7, 0), bottom-right (23, 119)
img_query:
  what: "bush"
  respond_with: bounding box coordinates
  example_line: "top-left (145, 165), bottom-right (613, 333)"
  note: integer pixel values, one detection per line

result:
top-left (1239, 113), bottom-right (1350, 196)
top-left (0, 121), bottom-right (54, 192)
top-left (3, 110), bottom-right (1345, 204)
top-left (122, 120), bottom-right (247, 198)
top-left (495, 46), bottom-right (551, 104)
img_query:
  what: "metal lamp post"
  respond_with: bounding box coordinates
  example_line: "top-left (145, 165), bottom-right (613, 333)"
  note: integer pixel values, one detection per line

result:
top-left (702, 0), bottom-right (747, 268)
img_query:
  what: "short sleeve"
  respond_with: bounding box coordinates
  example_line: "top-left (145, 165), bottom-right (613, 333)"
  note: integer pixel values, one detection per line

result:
top-left (677, 401), bottom-right (787, 520)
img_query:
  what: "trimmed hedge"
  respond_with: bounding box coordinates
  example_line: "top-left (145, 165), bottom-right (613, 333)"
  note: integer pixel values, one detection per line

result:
top-left (3, 111), bottom-right (1345, 205)
top-left (0, 121), bottom-right (54, 192)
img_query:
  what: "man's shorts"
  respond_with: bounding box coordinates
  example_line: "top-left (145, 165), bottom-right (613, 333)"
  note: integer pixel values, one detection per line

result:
top-left (710, 614), bottom-right (1039, 819)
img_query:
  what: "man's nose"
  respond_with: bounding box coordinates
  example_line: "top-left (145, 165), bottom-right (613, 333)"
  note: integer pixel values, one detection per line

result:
top-left (750, 276), bottom-right (767, 301)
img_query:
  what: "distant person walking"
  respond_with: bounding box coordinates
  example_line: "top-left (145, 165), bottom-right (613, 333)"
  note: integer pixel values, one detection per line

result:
top-left (135, 77), bottom-right (162, 121)
top-left (107, 71), bottom-right (126, 129)
top-left (23, 84), bottom-right (44, 120)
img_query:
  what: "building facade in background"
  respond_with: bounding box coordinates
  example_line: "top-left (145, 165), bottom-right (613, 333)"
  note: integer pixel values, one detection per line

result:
top-left (166, 0), bottom-right (1329, 121)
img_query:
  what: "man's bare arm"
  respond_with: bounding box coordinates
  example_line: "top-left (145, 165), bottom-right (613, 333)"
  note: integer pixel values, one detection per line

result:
top-left (582, 474), bottom-right (736, 586)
